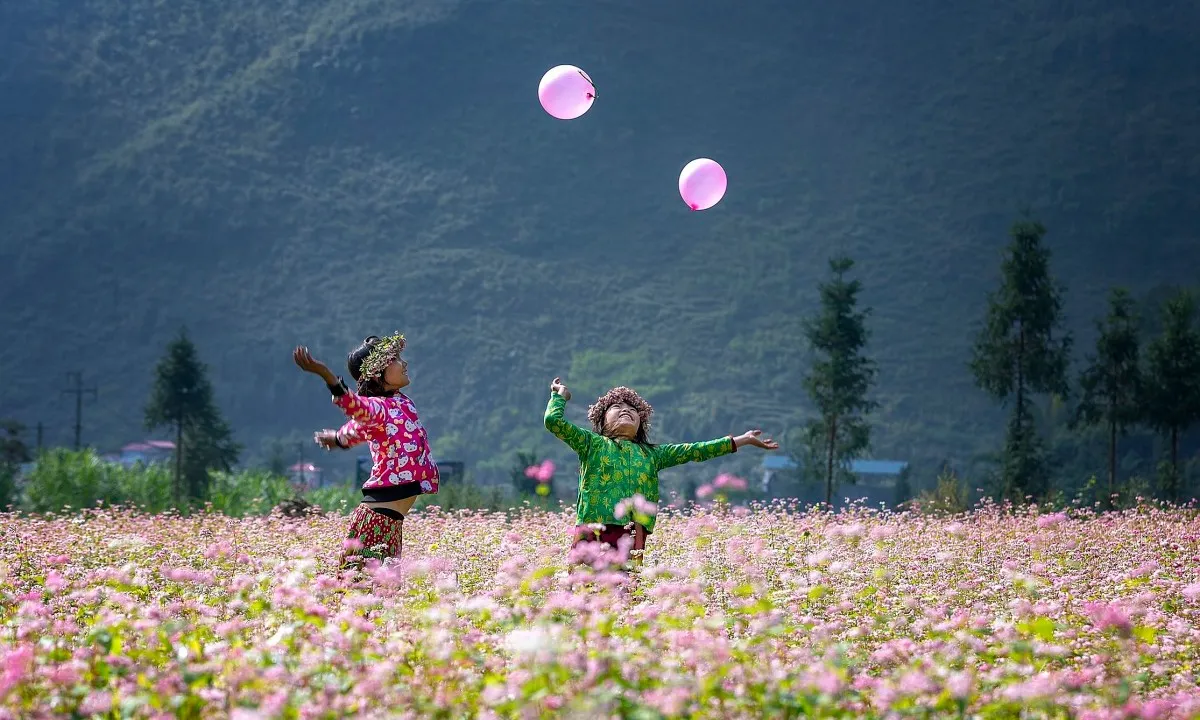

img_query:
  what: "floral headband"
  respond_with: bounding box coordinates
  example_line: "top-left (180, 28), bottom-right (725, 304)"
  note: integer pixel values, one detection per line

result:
top-left (358, 331), bottom-right (406, 382)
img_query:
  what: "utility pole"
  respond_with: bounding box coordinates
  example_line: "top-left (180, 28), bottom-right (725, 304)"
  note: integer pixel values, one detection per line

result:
top-left (62, 372), bottom-right (97, 450)
top-left (297, 442), bottom-right (305, 487)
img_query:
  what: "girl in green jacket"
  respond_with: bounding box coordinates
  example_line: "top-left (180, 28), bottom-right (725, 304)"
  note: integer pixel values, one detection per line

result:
top-left (544, 376), bottom-right (777, 566)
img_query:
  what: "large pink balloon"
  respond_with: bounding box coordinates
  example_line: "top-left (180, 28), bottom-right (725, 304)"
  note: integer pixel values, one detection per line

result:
top-left (678, 158), bottom-right (727, 211)
top-left (538, 65), bottom-right (596, 120)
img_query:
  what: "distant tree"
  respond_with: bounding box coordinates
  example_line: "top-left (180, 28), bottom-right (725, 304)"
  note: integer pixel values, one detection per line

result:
top-left (1142, 290), bottom-right (1200, 501)
top-left (260, 437), bottom-right (290, 477)
top-left (0, 465), bottom-right (14, 511)
top-left (0, 419), bottom-right (31, 509)
top-left (1073, 288), bottom-right (1143, 507)
top-left (510, 450), bottom-right (541, 497)
top-left (801, 256), bottom-right (878, 506)
top-left (913, 466), bottom-right (970, 515)
top-left (893, 464), bottom-right (914, 507)
top-left (268, 447), bottom-right (288, 477)
top-left (1137, 283), bottom-right (1185, 338)
top-left (969, 218), bottom-right (1071, 502)
top-left (183, 416), bottom-right (240, 497)
top-left (0, 420), bottom-right (32, 468)
top-left (145, 328), bottom-right (240, 504)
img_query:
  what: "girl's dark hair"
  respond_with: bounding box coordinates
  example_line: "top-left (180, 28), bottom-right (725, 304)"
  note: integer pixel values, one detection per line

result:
top-left (347, 336), bottom-right (395, 397)
top-left (625, 423), bottom-right (653, 446)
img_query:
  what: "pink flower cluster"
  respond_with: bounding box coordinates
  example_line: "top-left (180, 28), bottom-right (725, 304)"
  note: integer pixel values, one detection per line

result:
top-left (697, 472), bottom-right (748, 499)
top-left (613, 494), bottom-right (658, 520)
top-left (523, 459), bottom-right (556, 484)
top-left (1, 501), bottom-right (1198, 718)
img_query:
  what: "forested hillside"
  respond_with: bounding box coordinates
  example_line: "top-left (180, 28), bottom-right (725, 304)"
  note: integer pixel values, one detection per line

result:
top-left (2, 0), bottom-right (1198, 483)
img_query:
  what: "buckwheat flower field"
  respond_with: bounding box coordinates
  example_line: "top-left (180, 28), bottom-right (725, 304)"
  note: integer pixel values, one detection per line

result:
top-left (3, 503), bottom-right (1199, 719)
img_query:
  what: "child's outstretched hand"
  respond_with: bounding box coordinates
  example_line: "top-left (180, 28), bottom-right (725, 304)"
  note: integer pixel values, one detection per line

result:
top-left (314, 430), bottom-right (341, 451)
top-left (734, 430), bottom-right (779, 450)
top-left (550, 376), bottom-right (572, 401)
top-left (293, 346), bottom-right (337, 386)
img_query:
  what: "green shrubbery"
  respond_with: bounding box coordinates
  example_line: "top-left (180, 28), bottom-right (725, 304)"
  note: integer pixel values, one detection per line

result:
top-left (11, 448), bottom-right (523, 517)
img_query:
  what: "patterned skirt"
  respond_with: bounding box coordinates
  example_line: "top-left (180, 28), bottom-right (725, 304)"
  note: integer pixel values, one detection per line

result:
top-left (573, 523), bottom-right (633, 550)
top-left (572, 524), bottom-right (648, 573)
top-left (340, 503), bottom-right (404, 568)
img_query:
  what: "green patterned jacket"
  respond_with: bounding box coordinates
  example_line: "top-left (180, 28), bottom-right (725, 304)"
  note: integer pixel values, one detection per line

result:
top-left (544, 392), bottom-right (735, 533)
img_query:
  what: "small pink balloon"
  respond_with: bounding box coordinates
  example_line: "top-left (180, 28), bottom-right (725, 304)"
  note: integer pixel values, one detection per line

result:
top-left (678, 158), bottom-right (727, 211)
top-left (538, 65), bottom-right (596, 120)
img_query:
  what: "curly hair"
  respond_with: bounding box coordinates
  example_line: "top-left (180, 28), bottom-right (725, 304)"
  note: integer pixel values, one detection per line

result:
top-left (587, 386), bottom-right (654, 443)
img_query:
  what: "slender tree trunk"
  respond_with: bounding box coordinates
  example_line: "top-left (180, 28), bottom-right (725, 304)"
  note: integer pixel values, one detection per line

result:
top-left (825, 416), bottom-right (837, 507)
top-left (1008, 324), bottom-right (1027, 502)
top-left (175, 419), bottom-right (183, 507)
top-left (1170, 427), bottom-right (1180, 501)
top-left (1108, 418), bottom-right (1117, 510)
top-left (1170, 427), bottom-right (1179, 473)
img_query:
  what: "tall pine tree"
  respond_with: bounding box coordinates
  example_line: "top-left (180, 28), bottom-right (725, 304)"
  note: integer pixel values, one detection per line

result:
top-left (969, 218), bottom-right (1071, 502)
top-left (1073, 288), bottom-right (1142, 507)
top-left (802, 256), bottom-right (877, 506)
top-left (1142, 289), bottom-right (1200, 500)
top-left (145, 328), bottom-right (240, 504)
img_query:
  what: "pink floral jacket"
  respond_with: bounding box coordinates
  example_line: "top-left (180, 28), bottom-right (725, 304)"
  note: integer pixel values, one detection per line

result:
top-left (333, 390), bottom-right (440, 499)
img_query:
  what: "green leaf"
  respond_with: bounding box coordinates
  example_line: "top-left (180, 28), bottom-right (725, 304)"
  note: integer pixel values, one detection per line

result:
top-left (1023, 616), bottom-right (1056, 642)
top-left (1133, 625), bottom-right (1158, 644)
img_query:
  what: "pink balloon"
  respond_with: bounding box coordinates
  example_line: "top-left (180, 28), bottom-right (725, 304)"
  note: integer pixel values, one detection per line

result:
top-left (538, 65), bottom-right (596, 120)
top-left (678, 158), bottom-right (727, 211)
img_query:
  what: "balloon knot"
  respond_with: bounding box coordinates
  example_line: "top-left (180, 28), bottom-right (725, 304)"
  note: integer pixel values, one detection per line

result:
top-left (586, 93), bottom-right (594, 99)
top-left (689, 204), bottom-right (699, 211)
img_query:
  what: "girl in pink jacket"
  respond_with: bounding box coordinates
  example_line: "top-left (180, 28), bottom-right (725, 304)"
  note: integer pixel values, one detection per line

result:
top-left (293, 332), bottom-right (438, 568)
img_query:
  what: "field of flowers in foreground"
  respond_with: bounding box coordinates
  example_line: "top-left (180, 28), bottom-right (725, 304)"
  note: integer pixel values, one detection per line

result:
top-left (2, 503), bottom-right (1200, 719)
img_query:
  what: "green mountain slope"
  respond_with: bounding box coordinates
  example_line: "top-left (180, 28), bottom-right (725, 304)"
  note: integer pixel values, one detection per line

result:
top-left (2, 0), bottom-right (1198, 482)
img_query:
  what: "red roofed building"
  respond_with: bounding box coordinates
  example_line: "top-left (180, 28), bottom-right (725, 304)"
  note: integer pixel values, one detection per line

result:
top-left (288, 462), bottom-right (323, 489)
top-left (117, 440), bottom-right (176, 467)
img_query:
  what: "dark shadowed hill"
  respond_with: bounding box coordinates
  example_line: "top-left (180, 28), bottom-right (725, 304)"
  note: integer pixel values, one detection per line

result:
top-left (2, 0), bottom-right (1198, 481)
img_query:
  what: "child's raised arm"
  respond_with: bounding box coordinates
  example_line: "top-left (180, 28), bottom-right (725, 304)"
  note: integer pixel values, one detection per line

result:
top-left (544, 377), bottom-right (596, 456)
top-left (652, 430), bottom-right (778, 471)
top-left (334, 419), bottom-right (367, 448)
top-left (293, 346), bottom-right (387, 427)
top-left (314, 419), bottom-right (368, 451)
top-left (652, 436), bottom-right (736, 470)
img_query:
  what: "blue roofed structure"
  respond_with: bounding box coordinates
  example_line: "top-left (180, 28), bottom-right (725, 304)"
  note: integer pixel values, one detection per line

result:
top-left (761, 455), bottom-right (795, 471)
top-left (761, 455), bottom-right (908, 476)
top-left (848, 459), bottom-right (909, 476)
top-left (759, 454), bottom-right (910, 507)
